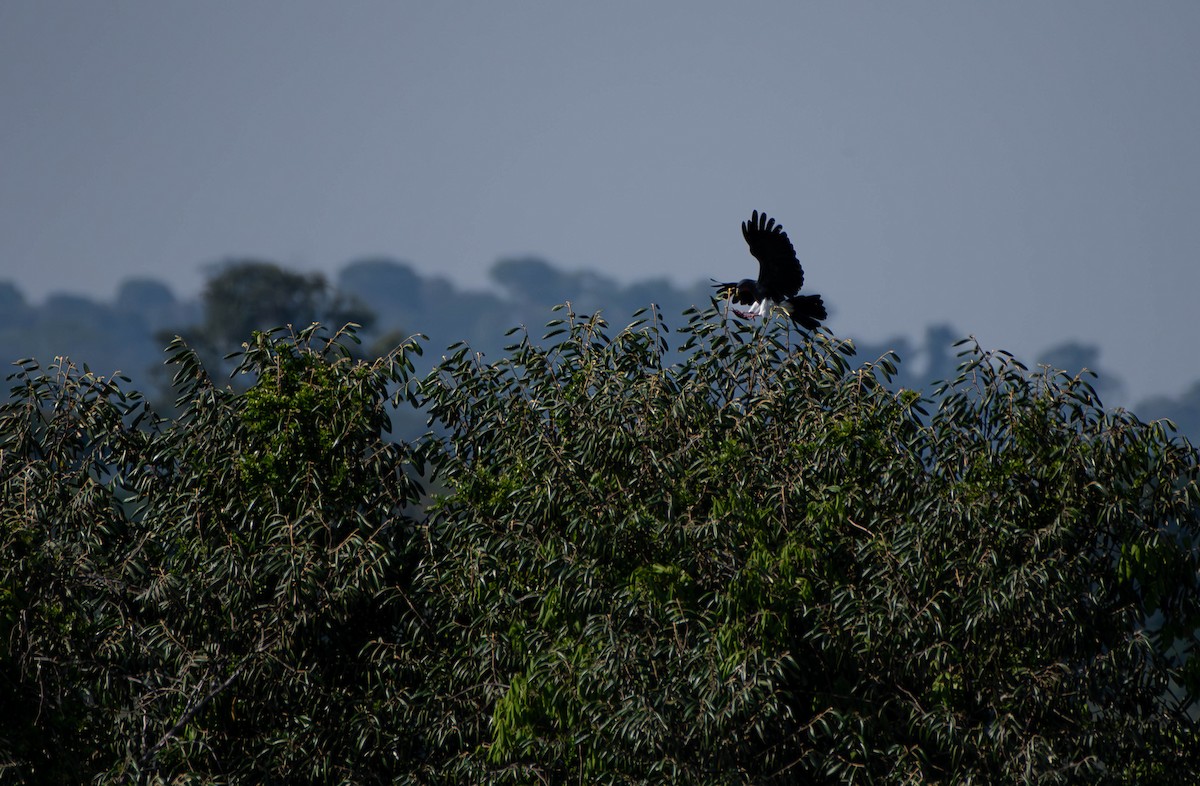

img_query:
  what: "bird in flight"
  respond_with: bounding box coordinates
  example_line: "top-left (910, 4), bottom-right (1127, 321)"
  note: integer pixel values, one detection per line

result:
top-left (713, 210), bottom-right (827, 331)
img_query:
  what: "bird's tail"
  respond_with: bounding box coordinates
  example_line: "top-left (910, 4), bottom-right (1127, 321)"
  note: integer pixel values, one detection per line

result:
top-left (783, 294), bottom-right (827, 331)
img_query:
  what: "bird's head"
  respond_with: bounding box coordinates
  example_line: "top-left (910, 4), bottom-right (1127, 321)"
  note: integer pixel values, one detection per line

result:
top-left (712, 278), bottom-right (758, 305)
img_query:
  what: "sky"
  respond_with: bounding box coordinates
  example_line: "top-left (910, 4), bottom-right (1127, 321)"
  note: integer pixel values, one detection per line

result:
top-left (1, 1), bottom-right (1198, 403)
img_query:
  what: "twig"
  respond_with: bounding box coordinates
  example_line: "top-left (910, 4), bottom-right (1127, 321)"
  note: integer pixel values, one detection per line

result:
top-left (137, 659), bottom-right (249, 769)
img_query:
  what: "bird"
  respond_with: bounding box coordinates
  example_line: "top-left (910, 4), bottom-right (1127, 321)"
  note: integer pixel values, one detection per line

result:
top-left (713, 210), bottom-right (827, 331)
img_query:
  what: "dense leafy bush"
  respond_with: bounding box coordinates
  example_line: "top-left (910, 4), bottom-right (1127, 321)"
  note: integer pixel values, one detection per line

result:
top-left (415, 306), bottom-right (1200, 783)
top-left (1, 325), bottom-right (428, 783)
top-left (2, 307), bottom-right (1197, 784)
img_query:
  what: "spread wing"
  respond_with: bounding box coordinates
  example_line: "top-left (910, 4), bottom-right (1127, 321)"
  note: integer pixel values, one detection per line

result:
top-left (742, 210), bottom-right (804, 299)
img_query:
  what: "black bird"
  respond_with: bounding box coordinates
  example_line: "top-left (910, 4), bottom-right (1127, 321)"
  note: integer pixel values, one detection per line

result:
top-left (713, 210), bottom-right (827, 331)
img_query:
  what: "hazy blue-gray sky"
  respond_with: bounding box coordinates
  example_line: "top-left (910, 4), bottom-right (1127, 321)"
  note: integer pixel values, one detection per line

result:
top-left (2, 2), bottom-right (1198, 402)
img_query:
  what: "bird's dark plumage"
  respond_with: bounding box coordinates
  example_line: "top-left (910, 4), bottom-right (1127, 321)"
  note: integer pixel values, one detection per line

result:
top-left (714, 210), bottom-right (827, 330)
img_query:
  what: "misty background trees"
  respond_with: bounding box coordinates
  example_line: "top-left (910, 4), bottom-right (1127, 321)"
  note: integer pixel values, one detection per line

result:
top-left (3, 258), bottom-right (1198, 441)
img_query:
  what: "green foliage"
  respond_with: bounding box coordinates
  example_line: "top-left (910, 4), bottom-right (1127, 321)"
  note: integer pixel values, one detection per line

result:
top-left (2, 305), bottom-right (1198, 783)
top-left (414, 305), bottom-right (1200, 783)
top-left (1, 325), bottom-right (427, 784)
top-left (238, 328), bottom-right (383, 503)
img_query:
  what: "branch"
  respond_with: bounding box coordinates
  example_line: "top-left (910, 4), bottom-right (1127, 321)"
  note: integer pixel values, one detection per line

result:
top-left (136, 658), bottom-right (249, 770)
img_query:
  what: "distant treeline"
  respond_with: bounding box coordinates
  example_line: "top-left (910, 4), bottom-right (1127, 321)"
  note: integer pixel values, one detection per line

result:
top-left (1, 258), bottom-right (1197, 440)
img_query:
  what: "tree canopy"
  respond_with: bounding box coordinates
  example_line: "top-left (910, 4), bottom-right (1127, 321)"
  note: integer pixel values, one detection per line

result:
top-left (188, 260), bottom-right (375, 355)
top-left (2, 305), bottom-right (1197, 784)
